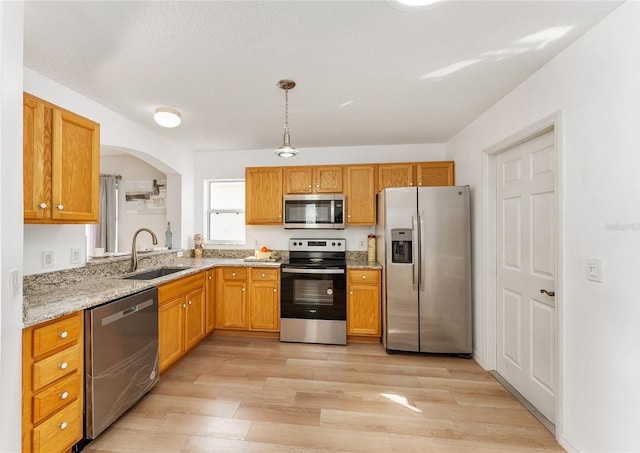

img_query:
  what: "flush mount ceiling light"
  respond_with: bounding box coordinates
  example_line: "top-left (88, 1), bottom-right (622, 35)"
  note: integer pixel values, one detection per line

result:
top-left (274, 80), bottom-right (299, 158)
top-left (153, 107), bottom-right (182, 128)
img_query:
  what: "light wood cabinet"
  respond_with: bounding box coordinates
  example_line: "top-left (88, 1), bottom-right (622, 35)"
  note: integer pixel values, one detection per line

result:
top-left (245, 167), bottom-right (283, 224)
top-left (377, 163), bottom-right (414, 192)
top-left (284, 165), bottom-right (343, 194)
top-left (216, 266), bottom-right (280, 332)
top-left (347, 269), bottom-right (381, 337)
top-left (344, 165), bottom-right (377, 225)
top-left (205, 269), bottom-right (216, 334)
top-left (215, 267), bottom-right (248, 329)
top-left (23, 92), bottom-right (100, 224)
top-left (415, 161), bottom-right (455, 187)
top-left (158, 272), bottom-right (206, 372)
top-left (22, 311), bottom-right (84, 453)
top-left (377, 161), bottom-right (455, 192)
top-left (249, 268), bottom-right (280, 331)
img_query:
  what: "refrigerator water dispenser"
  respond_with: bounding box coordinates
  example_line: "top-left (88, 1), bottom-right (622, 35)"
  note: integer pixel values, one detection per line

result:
top-left (391, 229), bottom-right (412, 263)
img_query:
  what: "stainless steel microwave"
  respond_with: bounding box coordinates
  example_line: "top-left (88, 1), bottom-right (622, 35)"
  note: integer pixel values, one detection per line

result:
top-left (283, 194), bottom-right (345, 229)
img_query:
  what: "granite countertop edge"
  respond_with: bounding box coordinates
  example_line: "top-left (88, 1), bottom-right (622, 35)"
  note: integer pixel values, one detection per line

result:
top-left (23, 257), bottom-right (381, 328)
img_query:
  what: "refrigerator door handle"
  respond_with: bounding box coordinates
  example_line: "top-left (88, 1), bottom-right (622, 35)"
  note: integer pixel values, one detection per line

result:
top-left (418, 212), bottom-right (425, 288)
top-left (412, 215), bottom-right (419, 291)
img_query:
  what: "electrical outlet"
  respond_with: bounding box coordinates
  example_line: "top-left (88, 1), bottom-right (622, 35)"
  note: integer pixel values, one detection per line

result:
top-left (43, 251), bottom-right (54, 268)
top-left (360, 240), bottom-right (364, 247)
top-left (10, 268), bottom-right (20, 298)
top-left (176, 251), bottom-right (184, 258)
top-left (71, 248), bottom-right (82, 264)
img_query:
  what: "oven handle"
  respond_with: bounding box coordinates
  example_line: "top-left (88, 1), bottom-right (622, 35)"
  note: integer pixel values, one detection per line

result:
top-left (281, 268), bottom-right (345, 275)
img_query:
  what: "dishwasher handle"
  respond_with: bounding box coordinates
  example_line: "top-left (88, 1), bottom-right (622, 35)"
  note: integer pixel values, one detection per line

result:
top-left (100, 298), bottom-right (154, 327)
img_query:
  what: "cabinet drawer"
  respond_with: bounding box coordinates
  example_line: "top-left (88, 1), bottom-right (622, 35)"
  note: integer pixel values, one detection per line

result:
top-left (32, 398), bottom-right (82, 453)
top-left (32, 344), bottom-right (81, 391)
top-left (32, 371), bottom-right (81, 424)
top-left (222, 268), bottom-right (247, 280)
top-left (349, 269), bottom-right (380, 284)
top-left (31, 313), bottom-right (82, 358)
top-left (250, 268), bottom-right (279, 281)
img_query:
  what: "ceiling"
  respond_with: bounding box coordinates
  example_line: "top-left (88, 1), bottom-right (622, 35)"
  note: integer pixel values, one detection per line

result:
top-left (23, 1), bottom-right (620, 153)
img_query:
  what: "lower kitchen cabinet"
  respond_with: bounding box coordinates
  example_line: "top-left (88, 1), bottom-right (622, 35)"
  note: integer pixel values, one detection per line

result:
top-left (249, 268), bottom-right (280, 331)
top-left (347, 269), bottom-right (381, 338)
top-left (205, 269), bottom-right (215, 334)
top-left (215, 267), bottom-right (248, 329)
top-left (216, 266), bottom-right (280, 332)
top-left (22, 311), bottom-right (84, 453)
top-left (158, 271), bottom-right (206, 372)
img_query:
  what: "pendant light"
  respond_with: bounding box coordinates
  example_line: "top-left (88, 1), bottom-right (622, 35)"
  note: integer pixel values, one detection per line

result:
top-left (274, 80), bottom-right (299, 158)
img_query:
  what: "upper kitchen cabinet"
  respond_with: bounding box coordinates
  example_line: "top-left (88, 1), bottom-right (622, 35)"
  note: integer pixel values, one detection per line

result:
top-left (23, 93), bottom-right (100, 224)
top-left (415, 161), bottom-right (455, 187)
top-left (345, 164), bottom-right (376, 225)
top-left (377, 161), bottom-right (455, 192)
top-left (284, 165), bottom-right (343, 194)
top-left (245, 166), bottom-right (283, 224)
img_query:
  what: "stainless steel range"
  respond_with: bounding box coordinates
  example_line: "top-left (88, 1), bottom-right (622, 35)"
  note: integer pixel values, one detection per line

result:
top-left (280, 238), bottom-right (347, 345)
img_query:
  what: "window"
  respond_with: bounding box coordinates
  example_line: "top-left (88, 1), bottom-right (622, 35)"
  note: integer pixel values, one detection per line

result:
top-left (206, 180), bottom-right (245, 244)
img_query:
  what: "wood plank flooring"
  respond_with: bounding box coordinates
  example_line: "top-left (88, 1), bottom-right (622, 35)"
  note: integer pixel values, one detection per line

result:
top-left (83, 335), bottom-right (564, 452)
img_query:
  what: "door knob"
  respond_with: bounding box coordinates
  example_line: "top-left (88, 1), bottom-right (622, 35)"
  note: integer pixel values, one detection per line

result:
top-left (540, 289), bottom-right (555, 297)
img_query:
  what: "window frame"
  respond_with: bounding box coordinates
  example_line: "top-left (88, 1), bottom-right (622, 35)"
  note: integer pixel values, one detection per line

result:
top-left (205, 179), bottom-right (246, 245)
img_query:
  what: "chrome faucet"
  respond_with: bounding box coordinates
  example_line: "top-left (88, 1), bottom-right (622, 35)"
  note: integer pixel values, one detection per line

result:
top-left (130, 228), bottom-right (158, 272)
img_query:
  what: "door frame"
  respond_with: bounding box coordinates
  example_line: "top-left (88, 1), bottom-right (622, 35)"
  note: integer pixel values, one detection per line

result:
top-left (482, 111), bottom-right (564, 436)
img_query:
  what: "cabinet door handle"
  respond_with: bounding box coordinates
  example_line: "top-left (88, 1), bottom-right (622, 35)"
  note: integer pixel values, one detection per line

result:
top-left (56, 204), bottom-right (64, 210)
top-left (59, 331), bottom-right (68, 339)
top-left (59, 362), bottom-right (68, 370)
top-left (39, 202), bottom-right (47, 209)
top-left (60, 391), bottom-right (69, 400)
top-left (59, 421), bottom-right (68, 430)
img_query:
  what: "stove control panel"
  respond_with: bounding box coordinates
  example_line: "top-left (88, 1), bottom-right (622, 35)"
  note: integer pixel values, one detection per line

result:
top-left (289, 238), bottom-right (345, 252)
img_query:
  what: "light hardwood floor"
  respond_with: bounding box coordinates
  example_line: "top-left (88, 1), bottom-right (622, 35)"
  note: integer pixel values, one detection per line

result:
top-left (84, 335), bottom-right (564, 452)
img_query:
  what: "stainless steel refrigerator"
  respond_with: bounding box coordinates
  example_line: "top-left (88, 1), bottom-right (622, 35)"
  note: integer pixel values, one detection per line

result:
top-left (376, 186), bottom-right (472, 354)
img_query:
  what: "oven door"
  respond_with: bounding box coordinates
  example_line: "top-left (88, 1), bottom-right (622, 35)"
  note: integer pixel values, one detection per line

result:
top-left (280, 267), bottom-right (346, 320)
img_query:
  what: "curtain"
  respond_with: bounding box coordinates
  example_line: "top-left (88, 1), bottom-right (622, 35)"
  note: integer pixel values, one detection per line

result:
top-left (94, 175), bottom-right (118, 252)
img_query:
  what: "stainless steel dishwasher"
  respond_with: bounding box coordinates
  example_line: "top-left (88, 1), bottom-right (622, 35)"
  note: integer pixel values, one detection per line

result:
top-left (83, 287), bottom-right (159, 440)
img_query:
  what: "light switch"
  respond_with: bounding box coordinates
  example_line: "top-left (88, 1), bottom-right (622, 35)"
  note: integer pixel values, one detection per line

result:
top-left (587, 258), bottom-right (603, 282)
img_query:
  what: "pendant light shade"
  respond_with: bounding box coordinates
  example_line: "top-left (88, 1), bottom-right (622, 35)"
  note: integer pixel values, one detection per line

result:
top-left (274, 80), bottom-right (299, 158)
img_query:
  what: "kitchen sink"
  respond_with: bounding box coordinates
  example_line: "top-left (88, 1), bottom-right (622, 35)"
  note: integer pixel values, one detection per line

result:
top-left (122, 267), bottom-right (191, 280)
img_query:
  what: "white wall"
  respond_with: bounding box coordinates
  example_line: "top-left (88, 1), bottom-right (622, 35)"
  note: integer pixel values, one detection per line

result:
top-left (0, 3), bottom-right (23, 451)
top-left (194, 144), bottom-right (447, 251)
top-left (101, 154), bottom-right (168, 253)
top-left (22, 69), bottom-right (196, 267)
top-left (447, 3), bottom-right (638, 452)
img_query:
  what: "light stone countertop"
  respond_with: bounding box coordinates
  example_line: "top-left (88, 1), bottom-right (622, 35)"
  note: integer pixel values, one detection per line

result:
top-left (23, 255), bottom-right (381, 328)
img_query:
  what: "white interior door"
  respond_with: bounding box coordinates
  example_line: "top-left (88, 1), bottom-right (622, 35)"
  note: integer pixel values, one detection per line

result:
top-left (496, 131), bottom-right (556, 424)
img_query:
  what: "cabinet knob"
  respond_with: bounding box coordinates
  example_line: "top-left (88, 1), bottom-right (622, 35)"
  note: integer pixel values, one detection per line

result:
top-left (316, 184), bottom-right (320, 188)
top-left (182, 304), bottom-right (186, 308)
top-left (261, 273), bottom-right (266, 278)
top-left (59, 331), bottom-right (68, 339)
top-left (59, 362), bottom-right (68, 370)
top-left (278, 214), bottom-right (282, 218)
top-left (60, 391), bottom-right (69, 400)
top-left (39, 203), bottom-right (47, 209)
top-left (350, 291), bottom-right (353, 295)
top-left (308, 184), bottom-right (312, 188)
top-left (273, 288), bottom-right (277, 293)
top-left (362, 275), bottom-right (366, 280)
top-left (188, 300), bottom-right (192, 305)
top-left (56, 204), bottom-right (64, 210)
top-left (232, 272), bottom-right (236, 277)
top-left (242, 287), bottom-right (245, 292)
top-left (208, 276), bottom-right (212, 280)
top-left (348, 214), bottom-right (351, 218)
top-left (59, 422), bottom-right (68, 430)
